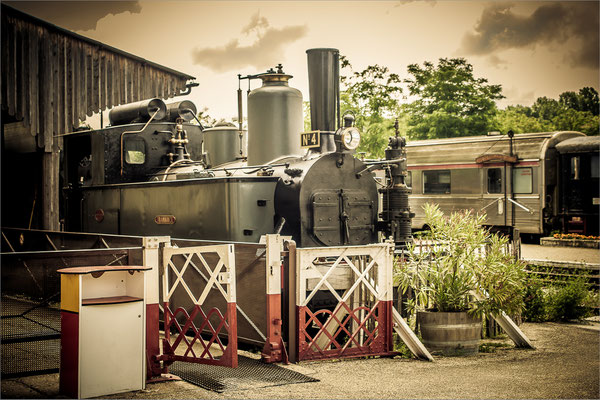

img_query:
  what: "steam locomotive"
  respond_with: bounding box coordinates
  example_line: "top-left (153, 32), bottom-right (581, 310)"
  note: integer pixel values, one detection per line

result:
top-left (62, 48), bottom-right (412, 248)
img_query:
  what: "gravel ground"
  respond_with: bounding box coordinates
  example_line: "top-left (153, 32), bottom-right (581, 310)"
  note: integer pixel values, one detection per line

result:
top-left (3, 320), bottom-right (598, 399)
top-left (521, 244), bottom-right (599, 264)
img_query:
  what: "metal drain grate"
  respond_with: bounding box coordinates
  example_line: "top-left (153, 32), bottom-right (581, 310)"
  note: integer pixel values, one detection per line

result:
top-left (1, 296), bottom-right (61, 378)
top-left (169, 356), bottom-right (319, 393)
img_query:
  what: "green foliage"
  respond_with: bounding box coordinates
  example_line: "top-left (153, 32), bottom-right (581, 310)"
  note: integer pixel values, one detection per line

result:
top-left (392, 333), bottom-right (416, 358)
top-left (303, 101), bottom-right (312, 132)
top-left (404, 58), bottom-right (504, 140)
top-left (498, 87), bottom-right (599, 136)
top-left (551, 108), bottom-right (599, 135)
top-left (479, 341), bottom-right (512, 353)
top-left (522, 271), bottom-right (596, 322)
top-left (523, 275), bottom-right (547, 322)
top-left (395, 204), bottom-right (526, 318)
top-left (493, 108), bottom-right (554, 134)
top-left (339, 56), bottom-right (403, 158)
top-left (546, 278), bottom-right (595, 321)
top-left (559, 87), bottom-right (599, 116)
top-left (197, 106), bottom-right (216, 127)
top-left (531, 96), bottom-right (562, 120)
top-left (340, 56), bottom-right (403, 121)
top-left (326, 55), bottom-right (597, 158)
top-left (578, 87), bottom-right (600, 116)
top-left (559, 91), bottom-right (581, 111)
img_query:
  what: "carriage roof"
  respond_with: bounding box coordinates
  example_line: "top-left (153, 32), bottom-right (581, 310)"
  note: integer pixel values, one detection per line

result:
top-left (405, 131), bottom-right (585, 166)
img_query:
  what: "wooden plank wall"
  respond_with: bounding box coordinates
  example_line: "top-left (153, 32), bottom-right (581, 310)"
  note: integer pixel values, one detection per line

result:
top-left (1, 6), bottom-right (192, 150)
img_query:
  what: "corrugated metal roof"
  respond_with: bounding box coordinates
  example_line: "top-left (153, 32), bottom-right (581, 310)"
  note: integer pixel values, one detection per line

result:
top-left (1, 4), bottom-right (196, 151)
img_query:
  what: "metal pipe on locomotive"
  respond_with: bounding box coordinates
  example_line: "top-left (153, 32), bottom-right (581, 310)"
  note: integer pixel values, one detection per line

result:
top-left (62, 48), bottom-right (413, 249)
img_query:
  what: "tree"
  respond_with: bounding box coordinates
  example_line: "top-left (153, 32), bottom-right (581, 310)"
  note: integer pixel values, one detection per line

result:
top-left (340, 56), bottom-right (403, 121)
top-left (505, 104), bottom-right (533, 118)
top-left (404, 58), bottom-right (504, 139)
top-left (507, 89), bottom-right (600, 135)
top-left (552, 108), bottom-right (599, 135)
top-left (494, 108), bottom-right (554, 134)
top-left (302, 101), bottom-right (312, 132)
top-left (576, 87), bottom-right (599, 116)
top-left (196, 106), bottom-right (217, 127)
top-left (532, 96), bottom-right (563, 120)
top-left (339, 56), bottom-right (404, 158)
top-left (559, 91), bottom-right (580, 111)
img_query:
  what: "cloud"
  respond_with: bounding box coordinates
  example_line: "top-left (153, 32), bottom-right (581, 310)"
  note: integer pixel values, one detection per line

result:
top-left (5, 1), bottom-right (142, 31)
top-left (499, 86), bottom-right (536, 107)
top-left (393, 0), bottom-right (436, 7)
top-left (191, 13), bottom-right (308, 72)
top-left (241, 12), bottom-right (269, 35)
top-left (460, 2), bottom-right (599, 69)
top-left (486, 54), bottom-right (508, 69)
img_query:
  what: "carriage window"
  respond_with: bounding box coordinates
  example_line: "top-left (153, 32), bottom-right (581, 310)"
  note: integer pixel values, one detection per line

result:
top-left (512, 167), bottom-right (532, 194)
top-left (124, 138), bottom-right (146, 164)
top-left (487, 168), bottom-right (502, 193)
top-left (570, 156), bottom-right (581, 180)
top-left (423, 170), bottom-right (450, 194)
top-left (591, 155), bottom-right (599, 178)
top-left (405, 171), bottom-right (412, 188)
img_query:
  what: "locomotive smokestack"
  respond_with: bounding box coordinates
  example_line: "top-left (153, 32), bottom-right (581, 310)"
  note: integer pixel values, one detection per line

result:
top-left (306, 48), bottom-right (339, 152)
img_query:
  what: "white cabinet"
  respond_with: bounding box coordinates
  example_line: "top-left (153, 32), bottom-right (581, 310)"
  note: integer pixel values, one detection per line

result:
top-left (59, 265), bottom-right (150, 398)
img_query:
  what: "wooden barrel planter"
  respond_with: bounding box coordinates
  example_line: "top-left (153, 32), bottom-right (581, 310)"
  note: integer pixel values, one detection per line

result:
top-left (417, 311), bottom-right (482, 356)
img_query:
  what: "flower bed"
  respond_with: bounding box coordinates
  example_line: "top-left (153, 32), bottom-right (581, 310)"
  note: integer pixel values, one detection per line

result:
top-left (541, 235), bottom-right (600, 249)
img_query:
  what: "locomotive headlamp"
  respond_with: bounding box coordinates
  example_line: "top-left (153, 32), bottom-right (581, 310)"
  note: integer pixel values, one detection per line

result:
top-left (341, 127), bottom-right (361, 150)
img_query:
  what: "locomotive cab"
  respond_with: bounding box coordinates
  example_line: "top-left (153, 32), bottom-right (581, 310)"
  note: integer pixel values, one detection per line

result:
top-left (62, 99), bottom-right (204, 231)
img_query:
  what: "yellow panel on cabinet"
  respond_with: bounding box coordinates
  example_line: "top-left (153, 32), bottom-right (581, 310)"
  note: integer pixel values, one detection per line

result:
top-left (61, 274), bottom-right (80, 313)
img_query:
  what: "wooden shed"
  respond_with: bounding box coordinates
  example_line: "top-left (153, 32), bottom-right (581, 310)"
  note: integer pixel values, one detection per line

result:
top-left (1, 4), bottom-right (196, 231)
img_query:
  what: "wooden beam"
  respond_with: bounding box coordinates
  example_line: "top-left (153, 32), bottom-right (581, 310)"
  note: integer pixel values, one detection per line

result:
top-left (42, 150), bottom-right (60, 231)
top-left (392, 308), bottom-right (434, 361)
top-left (471, 290), bottom-right (535, 349)
top-left (286, 240), bottom-right (298, 363)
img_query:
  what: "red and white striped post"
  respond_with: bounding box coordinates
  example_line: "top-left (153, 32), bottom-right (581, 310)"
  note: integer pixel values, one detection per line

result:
top-left (143, 236), bottom-right (170, 380)
top-left (261, 234), bottom-right (288, 363)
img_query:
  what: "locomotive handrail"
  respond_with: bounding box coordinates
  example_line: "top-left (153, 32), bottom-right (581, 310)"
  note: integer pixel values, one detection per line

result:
top-left (152, 162), bottom-right (292, 179)
top-left (356, 157), bottom-right (406, 177)
top-left (362, 157), bottom-right (406, 165)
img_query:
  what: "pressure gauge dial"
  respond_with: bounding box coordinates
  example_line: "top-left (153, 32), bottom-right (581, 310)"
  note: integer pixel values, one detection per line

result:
top-left (341, 127), bottom-right (361, 150)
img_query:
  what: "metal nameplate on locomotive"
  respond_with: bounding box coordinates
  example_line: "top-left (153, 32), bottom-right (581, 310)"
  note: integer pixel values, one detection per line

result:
top-left (154, 215), bottom-right (176, 225)
top-left (300, 131), bottom-right (320, 148)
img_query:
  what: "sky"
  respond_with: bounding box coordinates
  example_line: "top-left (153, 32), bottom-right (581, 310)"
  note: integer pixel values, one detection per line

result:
top-left (5, 0), bottom-right (600, 128)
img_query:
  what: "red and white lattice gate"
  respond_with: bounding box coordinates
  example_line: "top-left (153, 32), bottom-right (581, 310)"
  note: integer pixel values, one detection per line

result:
top-left (159, 244), bottom-right (238, 368)
top-left (296, 243), bottom-right (395, 361)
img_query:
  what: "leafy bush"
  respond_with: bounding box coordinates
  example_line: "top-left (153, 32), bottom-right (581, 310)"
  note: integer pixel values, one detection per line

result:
top-left (523, 275), bottom-right (547, 322)
top-left (546, 278), bottom-right (595, 321)
top-left (395, 204), bottom-right (526, 318)
top-left (522, 272), bottom-right (597, 322)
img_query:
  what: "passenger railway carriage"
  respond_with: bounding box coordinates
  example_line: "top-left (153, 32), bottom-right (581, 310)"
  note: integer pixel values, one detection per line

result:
top-left (405, 131), bottom-right (600, 237)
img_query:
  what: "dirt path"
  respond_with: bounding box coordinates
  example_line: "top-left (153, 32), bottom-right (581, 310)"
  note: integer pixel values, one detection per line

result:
top-left (3, 321), bottom-right (598, 399)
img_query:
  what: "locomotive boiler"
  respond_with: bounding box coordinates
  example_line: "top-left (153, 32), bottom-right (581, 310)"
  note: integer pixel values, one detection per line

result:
top-left (62, 48), bottom-right (412, 248)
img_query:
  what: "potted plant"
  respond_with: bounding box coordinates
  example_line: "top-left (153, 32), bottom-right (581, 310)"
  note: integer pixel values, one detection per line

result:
top-left (395, 203), bottom-right (526, 355)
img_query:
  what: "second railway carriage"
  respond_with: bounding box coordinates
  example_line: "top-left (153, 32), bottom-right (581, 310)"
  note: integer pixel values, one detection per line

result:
top-left (405, 131), bottom-right (592, 236)
top-left (555, 135), bottom-right (600, 236)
